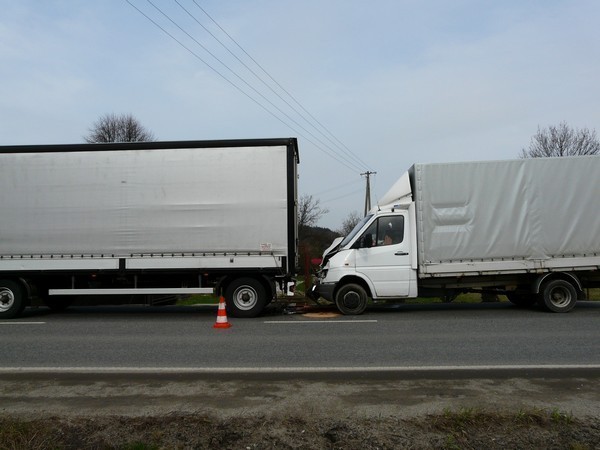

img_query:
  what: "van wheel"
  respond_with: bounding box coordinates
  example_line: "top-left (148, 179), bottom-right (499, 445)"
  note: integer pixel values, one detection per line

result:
top-left (335, 283), bottom-right (368, 315)
top-left (225, 278), bottom-right (266, 318)
top-left (0, 279), bottom-right (26, 319)
top-left (540, 279), bottom-right (577, 313)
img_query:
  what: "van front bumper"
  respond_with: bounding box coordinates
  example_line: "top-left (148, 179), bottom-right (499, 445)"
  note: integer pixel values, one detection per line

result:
top-left (307, 281), bottom-right (335, 303)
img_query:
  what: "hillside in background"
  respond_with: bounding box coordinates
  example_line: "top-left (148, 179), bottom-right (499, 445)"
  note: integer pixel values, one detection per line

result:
top-left (298, 225), bottom-right (340, 278)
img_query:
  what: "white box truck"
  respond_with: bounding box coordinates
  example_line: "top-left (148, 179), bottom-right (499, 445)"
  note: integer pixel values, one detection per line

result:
top-left (0, 138), bottom-right (298, 319)
top-left (309, 156), bottom-right (600, 314)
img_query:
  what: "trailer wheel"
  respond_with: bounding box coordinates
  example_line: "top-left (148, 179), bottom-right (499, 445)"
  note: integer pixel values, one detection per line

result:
top-left (0, 279), bottom-right (26, 319)
top-left (335, 283), bottom-right (368, 315)
top-left (225, 278), bottom-right (266, 318)
top-left (540, 279), bottom-right (577, 313)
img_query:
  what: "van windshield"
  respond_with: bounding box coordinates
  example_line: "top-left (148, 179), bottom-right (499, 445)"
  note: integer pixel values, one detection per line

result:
top-left (339, 214), bottom-right (373, 248)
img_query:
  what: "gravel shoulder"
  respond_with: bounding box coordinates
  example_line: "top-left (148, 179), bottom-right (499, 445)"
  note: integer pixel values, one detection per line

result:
top-left (1, 370), bottom-right (599, 448)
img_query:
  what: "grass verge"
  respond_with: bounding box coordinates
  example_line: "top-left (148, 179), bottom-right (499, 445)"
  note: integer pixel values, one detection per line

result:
top-left (1, 408), bottom-right (597, 450)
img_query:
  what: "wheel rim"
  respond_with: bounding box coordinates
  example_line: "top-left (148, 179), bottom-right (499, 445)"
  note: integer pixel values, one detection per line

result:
top-left (232, 286), bottom-right (258, 311)
top-left (549, 286), bottom-right (572, 308)
top-left (341, 291), bottom-right (362, 310)
top-left (0, 288), bottom-right (15, 313)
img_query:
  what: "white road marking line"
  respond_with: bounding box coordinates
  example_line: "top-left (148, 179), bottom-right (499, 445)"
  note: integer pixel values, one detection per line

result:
top-left (264, 320), bottom-right (378, 324)
top-left (0, 364), bottom-right (600, 374)
top-left (0, 322), bottom-right (46, 325)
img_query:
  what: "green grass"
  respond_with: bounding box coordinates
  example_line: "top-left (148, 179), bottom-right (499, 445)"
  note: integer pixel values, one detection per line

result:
top-left (176, 294), bottom-right (219, 306)
top-left (0, 408), bottom-right (587, 448)
top-left (550, 408), bottom-right (574, 425)
top-left (586, 288), bottom-right (600, 301)
top-left (435, 406), bottom-right (576, 431)
top-left (0, 419), bottom-right (52, 450)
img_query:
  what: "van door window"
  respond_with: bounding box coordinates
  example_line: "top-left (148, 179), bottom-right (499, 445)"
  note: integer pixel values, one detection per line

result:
top-left (355, 216), bottom-right (404, 248)
top-left (377, 216), bottom-right (404, 246)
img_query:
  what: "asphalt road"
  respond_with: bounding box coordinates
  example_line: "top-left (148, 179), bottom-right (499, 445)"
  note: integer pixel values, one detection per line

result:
top-left (1, 300), bottom-right (600, 370)
top-left (2, 301), bottom-right (600, 421)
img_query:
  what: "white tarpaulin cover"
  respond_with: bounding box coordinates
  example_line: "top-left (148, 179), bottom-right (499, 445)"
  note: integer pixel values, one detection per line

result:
top-left (0, 145), bottom-right (292, 257)
top-left (410, 156), bottom-right (600, 270)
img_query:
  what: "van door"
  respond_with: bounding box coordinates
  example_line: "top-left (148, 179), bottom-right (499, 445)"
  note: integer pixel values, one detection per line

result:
top-left (354, 214), bottom-right (411, 297)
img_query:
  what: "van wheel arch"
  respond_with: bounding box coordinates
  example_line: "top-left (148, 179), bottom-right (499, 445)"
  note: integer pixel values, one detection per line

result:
top-left (534, 272), bottom-right (583, 297)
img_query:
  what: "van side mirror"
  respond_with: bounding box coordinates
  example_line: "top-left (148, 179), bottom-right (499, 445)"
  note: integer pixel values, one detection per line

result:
top-left (352, 233), bottom-right (372, 249)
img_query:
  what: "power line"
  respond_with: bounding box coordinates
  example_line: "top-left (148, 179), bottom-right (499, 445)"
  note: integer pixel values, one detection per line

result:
top-left (321, 187), bottom-right (365, 204)
top-left (182, 0), bottom-right (371, 172)
top-left (189, 0), bottom-right (372, 173)
top-left (145, 0), bottom-right (364, 172)
top-left (124, 0), bottom-right (364, 172)
top-left (175, 1), bottom-right (347, 158)
top-left (125, 0), bottom-right (372, 173)
top-left (312, 178), bottom-right (363, 196)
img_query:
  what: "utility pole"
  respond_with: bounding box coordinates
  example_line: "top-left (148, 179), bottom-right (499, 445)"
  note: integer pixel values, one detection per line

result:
top-left (361, 171), bottom-right (376, 216)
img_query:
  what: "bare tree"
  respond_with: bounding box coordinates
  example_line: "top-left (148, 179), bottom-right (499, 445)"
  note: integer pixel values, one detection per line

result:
top-left (521, 122), bottom-right (599, 158)
top-left (338, 211), bottom-right (362, 235)
top-left (298, 194), bottom-right (329, 230)
top-left (85, 113), bottom-right (155, 143)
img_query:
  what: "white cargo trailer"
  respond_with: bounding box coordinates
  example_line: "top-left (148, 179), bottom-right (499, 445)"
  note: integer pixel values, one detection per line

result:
top-left (0, 138), bottom-right (299, 319)
top-left (309, 156), bottom-right (600, 314)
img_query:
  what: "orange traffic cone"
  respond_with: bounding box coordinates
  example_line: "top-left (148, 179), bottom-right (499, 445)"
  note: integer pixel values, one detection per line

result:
top-left (213, 296), bottom-right (232, 329)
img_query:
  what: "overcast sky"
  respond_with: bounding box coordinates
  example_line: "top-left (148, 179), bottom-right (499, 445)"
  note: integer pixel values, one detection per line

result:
top-left (1, 1), bottom-right (599, 229)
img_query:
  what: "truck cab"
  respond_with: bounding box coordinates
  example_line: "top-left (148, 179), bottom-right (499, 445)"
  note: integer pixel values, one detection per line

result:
top-left (310, 204), bottom-right (419, 314)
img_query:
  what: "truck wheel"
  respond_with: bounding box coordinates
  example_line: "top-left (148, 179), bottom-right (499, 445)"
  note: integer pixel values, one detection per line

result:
top-left (335, 283), bottom-right (368, 315)
top-left (225, 278), bottom-right (267, 318)
top-left (540, 279), bottom-right (577, 313)
top-left (0, 279), bottom-right (26, 319)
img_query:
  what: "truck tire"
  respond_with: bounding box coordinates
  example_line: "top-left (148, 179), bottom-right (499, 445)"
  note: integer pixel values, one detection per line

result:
top-left (540, 279), bottom-right (577, 313)
top-left (335, 283), bottom-right (368, 315)
top-left (225, 278), bottom-right (267, 318)
top-left (0, 279), bottom-right (26, 319)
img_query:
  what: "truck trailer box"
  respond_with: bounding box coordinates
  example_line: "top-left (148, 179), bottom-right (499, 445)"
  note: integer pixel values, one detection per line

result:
top-left (409, 156), bottom-right (600, 277)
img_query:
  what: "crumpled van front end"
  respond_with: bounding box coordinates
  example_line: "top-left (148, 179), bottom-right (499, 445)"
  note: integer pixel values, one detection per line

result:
top-left (308, 248), bottom-right (357, 302)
